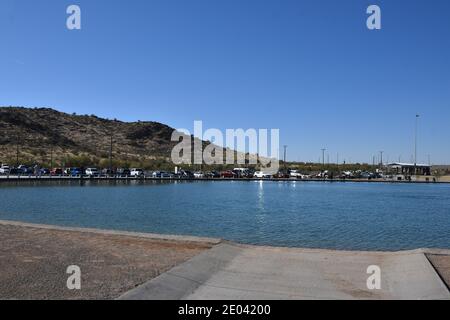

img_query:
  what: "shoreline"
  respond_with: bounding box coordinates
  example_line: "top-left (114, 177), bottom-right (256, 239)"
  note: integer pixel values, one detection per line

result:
top-left (1, 175), bottom-right (449, 184)
top-left (2, 219), bottom-right (450, 254)
top-left (0, 219), bottom-right (221, 245)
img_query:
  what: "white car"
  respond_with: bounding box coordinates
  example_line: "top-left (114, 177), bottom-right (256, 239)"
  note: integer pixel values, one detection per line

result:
top-left (194, 172), bottom-right (205, 179)
top-left (289, 170), bottom-right (305, 179)
top-left (0, 165), bottom-right (10, 174)
top-left (254, 171), bottom-right (272, 179)
top-left (85, 168), bottom-right (100, 176)
top-left (130, 168), bottom-right (144, 177)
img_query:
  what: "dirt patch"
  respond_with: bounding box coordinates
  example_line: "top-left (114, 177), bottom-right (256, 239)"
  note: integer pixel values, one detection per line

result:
top-left (0, 224), bottom-right (211, 300)
top-left (426, 254), bottom-right (450, 290)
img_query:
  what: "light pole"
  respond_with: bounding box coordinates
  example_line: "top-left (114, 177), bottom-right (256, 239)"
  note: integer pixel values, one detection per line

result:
top-left (50, 130), bottom-right (55, 169)
top-left (109, 134), bottom-right (113, 176)
top-left (321, 148), bottom-right (326, 171)
top-left (16, 132), bottom-right (20, 167)
top-left (337, 152), bottom-right (339, 172)
top-left (414, 114), bottom-right (420, 175)
top-left (50, 144), bottom-right (54, 169)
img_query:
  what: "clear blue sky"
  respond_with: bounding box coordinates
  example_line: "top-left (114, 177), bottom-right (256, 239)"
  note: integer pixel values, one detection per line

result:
top-left (1, 0), bottom-right (449, 164)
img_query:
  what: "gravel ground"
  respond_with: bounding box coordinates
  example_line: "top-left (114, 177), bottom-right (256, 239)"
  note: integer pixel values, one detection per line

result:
top-left (426, 254), bottom-right (450, 290)
top-left (0, 224), bottom-right (211, 300)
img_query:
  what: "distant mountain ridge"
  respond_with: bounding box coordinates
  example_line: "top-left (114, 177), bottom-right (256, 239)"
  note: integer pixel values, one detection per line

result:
top-left (0, 106), bottom-right (187, 167)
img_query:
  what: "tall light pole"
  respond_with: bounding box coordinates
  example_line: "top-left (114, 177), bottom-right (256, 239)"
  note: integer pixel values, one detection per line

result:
top-left (16, 132), bottom-right (20, 167)
top-left (109, 134), bottom-right (113, 175)
top-left (50, 144), bottom-right (54, 169)
top-left (414, 114), bottom-right (420, 175)
top-left (321, 148), bottom-right (326, 171)
top-left (50, 129), bottom-right (55, 169)
top-left (337, 152), bottom-right (339, 172)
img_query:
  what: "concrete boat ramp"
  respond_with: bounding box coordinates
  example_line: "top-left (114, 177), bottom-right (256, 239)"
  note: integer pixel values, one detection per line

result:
top-left (120, 242), bottom-right (450, 300)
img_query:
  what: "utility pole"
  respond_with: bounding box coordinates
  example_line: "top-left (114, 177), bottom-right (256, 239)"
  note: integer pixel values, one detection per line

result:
top-left (414, 114), bottom-right (420, 175)
top-left (50, 145), bottom-right (54, 169)
top-left (16, 132), bottom-right (20, 167)
top-left (50, 129), bottom-right (55, 169)
top-left (109, 134), bottom-right (113, 175)
top-left (321, 148), bottom-right (326, 171)
top-left (337, 152), bottom-right (339, 172)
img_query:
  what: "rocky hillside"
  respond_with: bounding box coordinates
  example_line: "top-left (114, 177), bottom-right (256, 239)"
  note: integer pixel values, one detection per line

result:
top-left (0, 107), bottom-right (190, 168)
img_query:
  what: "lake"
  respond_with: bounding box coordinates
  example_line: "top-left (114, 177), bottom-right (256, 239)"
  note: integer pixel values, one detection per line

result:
top-left (0, 180), bottom-right (449, 251)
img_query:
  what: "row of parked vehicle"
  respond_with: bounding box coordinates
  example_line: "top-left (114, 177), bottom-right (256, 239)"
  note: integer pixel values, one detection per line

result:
top-left (1, 163), bottom-right (388, 181)
top-left (0, 164), bottom-right (280, 179)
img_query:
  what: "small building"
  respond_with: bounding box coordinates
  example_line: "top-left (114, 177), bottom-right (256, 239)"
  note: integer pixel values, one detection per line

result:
top-left (387, 162), bottom-right (431, 176)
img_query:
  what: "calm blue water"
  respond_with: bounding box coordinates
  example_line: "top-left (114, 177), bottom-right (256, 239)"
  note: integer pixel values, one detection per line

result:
top-left (0, 181), bottom-right (449, 251)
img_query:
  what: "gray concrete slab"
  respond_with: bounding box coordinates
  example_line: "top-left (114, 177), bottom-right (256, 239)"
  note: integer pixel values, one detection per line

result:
top-left (119, 243), bottom-right (450, 300)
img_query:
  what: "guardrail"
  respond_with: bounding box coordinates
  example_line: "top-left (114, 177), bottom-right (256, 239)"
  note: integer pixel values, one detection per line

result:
top-left (0, 174), bottom-right (446, 183)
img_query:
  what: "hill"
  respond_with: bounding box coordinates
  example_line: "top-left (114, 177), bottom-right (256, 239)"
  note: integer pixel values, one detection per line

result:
top-left (0, 107), bottom-right (194, 169)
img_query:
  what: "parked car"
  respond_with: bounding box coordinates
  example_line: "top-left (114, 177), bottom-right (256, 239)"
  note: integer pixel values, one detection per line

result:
top-left (17, 165), bottom-right (35, 174)
top-left (274, 171), bottom-right (290, 178)
top-left (164, 171), bottom-right (174, 178)
top-left (316, 170), bottom-right (329, 178)
top-left (341, 171), bottom-right (354, 179)
top-left (9, 168), bottom-right (21, 175)
top-left (254, 171), bottom-right (272, 179)
top-left (359, 171), bottom-right (374, 179)
top-left (152, 171), bottom-right (163, 178)
top-left (179, 170), bottom-right (194, 178)
top-left (116, 168), bottom-right (131, 176)
top-left (232, 168), bottom-right (251, 178)
top-left (0, 165), bottom-right (10, 174)
top-left (39, 168), bottom-right (50, 175)
top-left (51, 168), bottom-right (63, 176)
top-left (194, 172), bottom-right (205, 179)
top-left (70, 167), bottom-right (83, 176)
top-left (130, 168), bottom-right (144, 177)
top-left (289, 170), bottom-right (305, 179)
top-left (205, 171), bottom-right (220, 178)
top-left (85, 168), bottom-right (100, 176)
top-left (101, 168), bottom-right (116, 175)
top-left (17, 165), bottom-right (28, 174)
top-left (152, 171), bottom-right (172, 178)
top-left (220, 170), bottom-right (235, 178)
